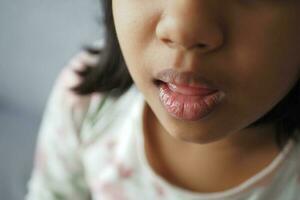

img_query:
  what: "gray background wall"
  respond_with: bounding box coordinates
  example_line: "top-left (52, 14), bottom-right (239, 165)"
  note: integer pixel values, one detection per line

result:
top-left (0, 0), bottom-right (104, 199)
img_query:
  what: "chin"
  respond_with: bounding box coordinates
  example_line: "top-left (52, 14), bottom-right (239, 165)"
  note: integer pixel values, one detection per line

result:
top-left (167, 126), bottom-right (224, 145)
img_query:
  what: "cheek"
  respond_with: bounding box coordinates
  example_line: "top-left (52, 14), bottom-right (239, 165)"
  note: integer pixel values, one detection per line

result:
top-left (230, 37), bottom-right (300, 124)
top-left (228, 8), bottom-right (300, 109)
top-left (112, 0), bottom-right (158, 56)
top-left (113, 2), bottom-right (160, 90)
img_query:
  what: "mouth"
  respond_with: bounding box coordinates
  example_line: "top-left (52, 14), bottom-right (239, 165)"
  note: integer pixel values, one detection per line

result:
top-left (154, 80), bottom-right (218, 96)
top-left (153, 79), bottom-right (225, 121)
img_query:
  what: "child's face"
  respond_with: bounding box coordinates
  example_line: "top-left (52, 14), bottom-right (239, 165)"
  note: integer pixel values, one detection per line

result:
top-left (112, 1), bottom-right (300, 143)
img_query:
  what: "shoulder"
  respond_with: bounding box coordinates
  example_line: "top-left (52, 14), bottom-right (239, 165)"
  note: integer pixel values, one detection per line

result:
top-left (285, 135), bottom-right (300, 185)
top-left (49, 56), bottom-right (92, 117)
top-left (50, 45), bottom-right (104, 118)
top-left (40, 51), bottom-right (103, 145)
top-left (79, 85), bottom-right (141, 145)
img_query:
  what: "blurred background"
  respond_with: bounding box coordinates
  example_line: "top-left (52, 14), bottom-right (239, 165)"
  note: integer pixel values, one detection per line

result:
top-left (0, 0), bottom-right (104, 199)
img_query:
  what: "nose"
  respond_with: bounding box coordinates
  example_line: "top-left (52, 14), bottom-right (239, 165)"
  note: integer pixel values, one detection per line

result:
top-left (156, 1), bottom-right (224, 53)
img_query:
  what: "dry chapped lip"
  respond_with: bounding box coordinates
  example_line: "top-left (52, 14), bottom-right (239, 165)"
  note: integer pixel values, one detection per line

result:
top-left (158, 81), bottom-right (225, 121)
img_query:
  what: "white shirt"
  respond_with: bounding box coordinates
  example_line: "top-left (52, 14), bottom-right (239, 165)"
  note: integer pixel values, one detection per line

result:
top-left (26, 65), bottom-right (300, 200)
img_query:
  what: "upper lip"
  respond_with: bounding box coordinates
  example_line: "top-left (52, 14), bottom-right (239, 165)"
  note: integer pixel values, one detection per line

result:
top-left (155, 68), bottom-right (219, 90)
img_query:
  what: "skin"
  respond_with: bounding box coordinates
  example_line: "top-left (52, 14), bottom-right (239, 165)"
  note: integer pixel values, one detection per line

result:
top-left (112, 0), bottom-right (300, 192)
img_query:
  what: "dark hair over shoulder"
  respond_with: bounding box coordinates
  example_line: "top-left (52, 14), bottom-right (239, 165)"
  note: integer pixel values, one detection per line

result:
top-left (71, 0), bottom-right (300, 149)
top-left (71, 0), bottom-right (133, 98)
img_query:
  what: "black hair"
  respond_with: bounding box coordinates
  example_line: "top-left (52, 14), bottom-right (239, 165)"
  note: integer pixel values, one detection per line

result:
top-left (71, 0), bottom-right (300, 150)
top-left (72, 0), bottom-right (133, 98)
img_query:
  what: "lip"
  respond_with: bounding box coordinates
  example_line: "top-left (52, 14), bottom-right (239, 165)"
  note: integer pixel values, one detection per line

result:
top-left (155, 68), bottom-right (219, 90)
top-left (167, 82), bottom-right (218, 96)
top-left (158, 82), bottom-right (225, 121)
top-left (154, 69), bottom-right (224, 121)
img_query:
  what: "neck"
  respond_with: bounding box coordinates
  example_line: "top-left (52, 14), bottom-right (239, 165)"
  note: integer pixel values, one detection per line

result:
top-left (143, 104), bottom-right (281, 192)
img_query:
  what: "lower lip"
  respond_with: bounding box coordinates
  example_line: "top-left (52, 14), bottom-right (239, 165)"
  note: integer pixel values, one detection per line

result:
top-left (158, 82), bottom-right (225, 121)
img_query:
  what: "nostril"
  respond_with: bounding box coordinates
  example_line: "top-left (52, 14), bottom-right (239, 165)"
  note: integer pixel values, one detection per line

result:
top-left (153, 79), bottom-right (164, 87)
top-left (195, 43), bottom-right (207, 48)
top-left (161, 38), bottom-right (207, 50)
top-left (162, 38), bottom-right (172, 44)
top-left (161, 38), bottom-right (177, 48)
